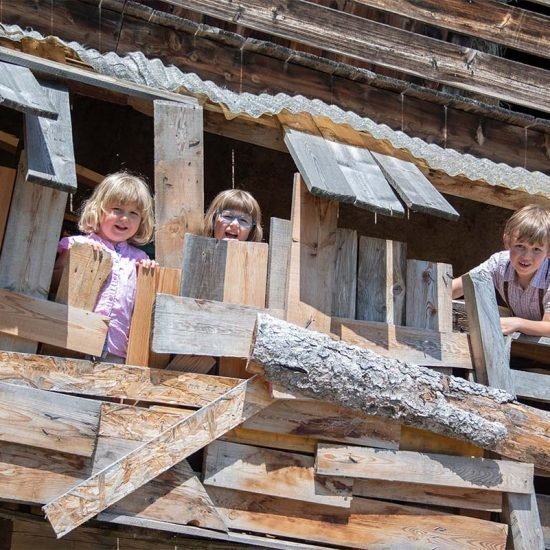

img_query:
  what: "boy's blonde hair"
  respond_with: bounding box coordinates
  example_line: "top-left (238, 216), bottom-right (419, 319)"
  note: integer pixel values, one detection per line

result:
top-left (504, 204), bottom-right (550, 248)
top-left (202, 189), bottom-right (263, 242)
top-left (79, 172), bottom-right (154, 245)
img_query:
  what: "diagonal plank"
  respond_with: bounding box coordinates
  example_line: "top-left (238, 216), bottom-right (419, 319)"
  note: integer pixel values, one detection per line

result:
top-left (43, 375), bottom-right (274, 537)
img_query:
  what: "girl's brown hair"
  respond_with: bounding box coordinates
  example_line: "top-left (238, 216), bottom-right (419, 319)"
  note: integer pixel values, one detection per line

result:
top-left (504, 204), bottom-right (550, 248)
top-left (202, 189), bottom-right (263, 242)
top-left (79, 171), bottom-right (154, 245)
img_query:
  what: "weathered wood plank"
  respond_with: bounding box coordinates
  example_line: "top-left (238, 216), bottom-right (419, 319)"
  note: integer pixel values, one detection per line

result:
top-left (0, 350), bottom-right (241, 408)
top-left (0, 61), bottom-right (57, 118)
top-left (286, 174), bottom-right (337, 333)
top-left (538, 494), bottom-right (550, 550)
top-left (154, 101), bottom-right (203, 268)
top-left (204, 440), bottom-right (353, 507)
top-left (502, 489), bottom-right (545, 550)
top-left (42, 376), bottom-right (273, 537)
top-left (331, 228), bottom-right (357, 319)
top-left (512, 370), bottom-right (550, 403)
top-left (353, 478), bottom-right (502, 512)
top-left (0, 382), bottom-right (100, 457)
top-left (332, 317), bottom-right (472, 369)
top-left (165, 354), bottom-right (216, 374)
top-left (406, 260), bottom-right (453, 333)
top-left (463, 270), bottom-right (514, 393)
top-left (207, 486), bottom-right (508, 549)
top-left (0, 289), bottom-right (108, 356)
top-left (0, 166), bottom-right (16, 250)
top-left (266, 217), bottom-right (291, 310)
top-left (24, 80), bottom-right (77, 192)
top-left (316, 444), bottom-right (533, 494)
top-left (356, 236), bottom-right (406, 324)
top-left (283, 126), bottom-right (355, 204)
top-left (371, 151), bottom-right (459, 221)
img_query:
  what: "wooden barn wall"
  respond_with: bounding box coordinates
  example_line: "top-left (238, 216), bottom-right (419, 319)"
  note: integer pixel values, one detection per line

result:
top-left (1, 94), bottom-right (508, 277)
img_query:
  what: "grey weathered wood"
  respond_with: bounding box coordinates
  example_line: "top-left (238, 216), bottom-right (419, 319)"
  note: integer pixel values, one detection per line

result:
top-left (24, 80), bottom-right (77, 192)
top-left (0, 382), bottom-right (101, 457)
top-left (266, 218), bottom-right (291, 310)
top-left (356, 236), bottom-right (406, 324)
top-left (249, 314), bottom-right (550, 471)
top-left (326, 141), bottom-right (404, 216)
top-left (371, 152), bottom-right (459, 221)
top-left (512, 370), bottom-right (550, 403)
top-left (283, 127), bottom-right (355, 204)
top-left (332, 228), bottom-right (357, 318)
top-left (502, 490), bottom-right (545, 550)
top-left (0, 61), bottom-right (57, 118)
top-left (154, 101), bottom-right (204, 269)
top-left (462, 271), bottom-right (514, 394)
top-left (153, 294), bottom-right (263, 357)
top-left (180, 235), bottom-right (226, 301)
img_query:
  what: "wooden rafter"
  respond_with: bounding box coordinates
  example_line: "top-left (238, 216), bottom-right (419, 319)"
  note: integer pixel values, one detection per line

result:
top-left (166, 0), bottom-right (550, 114)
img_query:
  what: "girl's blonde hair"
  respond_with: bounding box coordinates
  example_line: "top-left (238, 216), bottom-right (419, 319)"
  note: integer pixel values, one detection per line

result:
top-left (202, 189), bottom-right (263, 242)
top-left (504, 204), bottom-right (550, 248)
top-left (79, 172), bottom-right (154, 245)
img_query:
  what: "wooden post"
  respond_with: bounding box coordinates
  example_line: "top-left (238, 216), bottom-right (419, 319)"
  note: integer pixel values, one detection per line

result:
top-left (154, 100), bottom-right (204, 268)
top-left (0, 166), bottom-right (16, 252)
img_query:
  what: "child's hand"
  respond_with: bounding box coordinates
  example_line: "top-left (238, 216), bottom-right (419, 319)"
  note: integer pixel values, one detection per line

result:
top-left (137, 258), bottom-right (159, 270)
top-left (500, 317), bottom-right (522, 335)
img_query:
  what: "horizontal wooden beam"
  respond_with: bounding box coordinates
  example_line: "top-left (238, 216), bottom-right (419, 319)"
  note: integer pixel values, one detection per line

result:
top-left (167, 0), bottom-right (550, 114)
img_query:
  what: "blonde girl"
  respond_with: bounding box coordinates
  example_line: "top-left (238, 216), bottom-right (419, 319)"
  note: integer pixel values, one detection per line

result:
top-left (203, 189), bottom-right (263, 242)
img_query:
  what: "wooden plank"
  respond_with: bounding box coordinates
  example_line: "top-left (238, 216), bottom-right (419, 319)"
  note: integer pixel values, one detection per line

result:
top-left (42, 376), bottom-right (274, 537)
top-left (243, 398), bottom-right (400, 450)
top-left (512, 370), bottom-right (550, 402)
top-left (55, 242), bottom-right (112, 309)
top-left (502, 490), bottom-right (545, 550)
top-left (406, 260), bottom-right (453, 332)
top-left (400, 426), bottom-right (483, 458)
top-left (154, 101), bottom-right (203, 268)
top-left (331, 228), bottom-right (357, 319)
top-left (126, 267), bottom-right (181, 368)
top-left (165, 354), bottom-right (216, 374)
top-left (332, 317), bottom-right (472, 369)
top-left (325, 140), bottom-right (404, 216)
top-left (356, 236), bottom-right (406, 324)
top-left (316, 444), bottom-right (533, 494)
top-left (353, 479), bottom-right (502, 512)
top-left (0, 166), bottom-right (16, 251)
top-left (462, 271), bottom-right (514, 393)
top-left (0, 288), bottom-right (108, 355)
top-left (0, 61), bottom-right (57, 118)
top-left (266, 217), bottom-right (291, 310)
top-left (286, 174), bottom-right (337, 333)
top-left (207, 486), bottom-right (508, 549)
top-left (538, 494), bottom-right (550, 550)
top-left (283, 126), bottom-right (355, 204)
top-left (180, 235), bottom-right (226, 301)
top-left (223, 425), bottom-right (318, 454)
top-left (171, 0), bottom-right (550, 114)
top-left (352, 0), bottom-right (550, 60)
top-left (204, 440), bottom-right (352, 507)
top-left (0, 154), bottom-right (67, 353)
top-left (371, 151), bottom-right (459, 221)
top-left (0, 382), bottom-right (100, 457)
top-left (152, 294), bottom-right (264, 357)
top-left (0, 350), bottom-right (241, 408)
top-left (24, 80), bottom-right (77, 192)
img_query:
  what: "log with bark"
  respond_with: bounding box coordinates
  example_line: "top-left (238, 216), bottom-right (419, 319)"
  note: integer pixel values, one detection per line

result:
top-left (248, 314), bottom-right (550, 472)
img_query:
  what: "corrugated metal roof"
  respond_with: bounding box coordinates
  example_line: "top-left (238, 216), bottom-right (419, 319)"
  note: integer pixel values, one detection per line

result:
top-left (1, 23), bottom-right (549, 199)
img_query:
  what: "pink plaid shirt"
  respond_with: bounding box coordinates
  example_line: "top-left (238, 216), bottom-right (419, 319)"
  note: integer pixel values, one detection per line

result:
top-left (473, 250), bottom-right (550, 320)
top-left (58, 234), bottom-right (149, 358)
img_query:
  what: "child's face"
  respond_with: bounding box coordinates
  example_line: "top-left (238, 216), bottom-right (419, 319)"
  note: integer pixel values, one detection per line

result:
top-left (214, 209), bottom-right (254, 241)
top-left (504, 233), bottom-right (550, 285)
top-left (98, 203), bottom-right (141, 244)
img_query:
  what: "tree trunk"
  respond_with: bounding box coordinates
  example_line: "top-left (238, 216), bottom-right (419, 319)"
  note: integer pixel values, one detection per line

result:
top-left (249, 314), bottom-right (550, 472)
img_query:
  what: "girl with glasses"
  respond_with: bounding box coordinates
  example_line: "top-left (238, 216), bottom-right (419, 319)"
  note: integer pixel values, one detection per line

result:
top-left (203, 189), bottom-right (263, 242)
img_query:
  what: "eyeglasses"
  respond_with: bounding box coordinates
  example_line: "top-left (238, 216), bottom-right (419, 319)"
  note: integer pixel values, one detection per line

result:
top-left (217, 210), bottom-right (256, 229)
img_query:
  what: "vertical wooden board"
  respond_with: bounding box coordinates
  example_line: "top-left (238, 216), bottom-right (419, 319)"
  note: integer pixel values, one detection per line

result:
top-left (406, 260), bottom-right (453, 332)
top-left (286, 174), bottom-right (337, 333)
top-left (180, 234), bottom-right (227, 301)
top-left (24, 80), bottom-right (77, 192)
top-left (356, 236), bottom-right (406, 324)
top-left (203, 440), bottom-right (352, 507)
top-left (0, 153), bottom-right (67, 352)
top-left (266, 217), bottom-right (291, 310)
top-left (502, 490), bottom-right (545, 550)
top-left (462, 271), bottom-right (514, 392)
top-left (537, 494), bottom-right (550, 550)
top-left (332, 228), bottom-right (358, 318)
top-left (0, 166), bottom-right (16, 251)
top-left (154, 100), bottom-right (204, 269)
